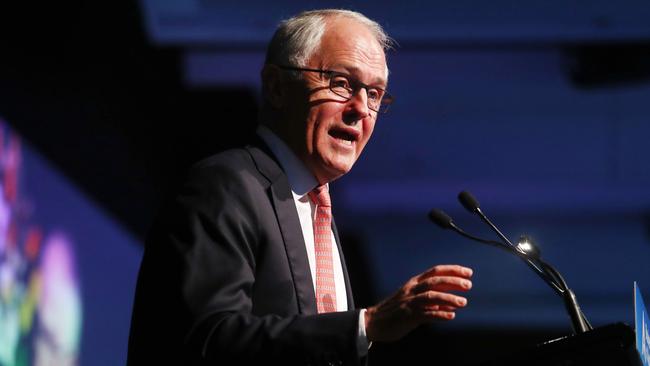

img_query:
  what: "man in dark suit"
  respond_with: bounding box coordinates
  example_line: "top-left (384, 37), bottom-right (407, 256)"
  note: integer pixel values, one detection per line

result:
top-left (127, 8), bottom-right (473, 366)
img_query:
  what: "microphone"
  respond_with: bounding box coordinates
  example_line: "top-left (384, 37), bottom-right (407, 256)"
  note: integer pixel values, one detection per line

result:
top-left (431, 191), bottom-right (592, 334)
top-left (458, 191), bottom-right (516, 248)
top-left (429, 209), bottom-right (518, 253)
top-left (428, 208), bottom-right (453, 228)
top-left (429, 208), bottom-right (565, 294)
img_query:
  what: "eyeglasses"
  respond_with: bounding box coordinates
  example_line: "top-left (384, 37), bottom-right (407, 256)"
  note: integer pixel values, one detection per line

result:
top-left (277, 65), bottom-right (394, 114)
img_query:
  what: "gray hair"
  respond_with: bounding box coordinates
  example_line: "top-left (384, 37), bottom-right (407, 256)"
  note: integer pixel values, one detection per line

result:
top-left (264, 9), bottom-right (395, 68)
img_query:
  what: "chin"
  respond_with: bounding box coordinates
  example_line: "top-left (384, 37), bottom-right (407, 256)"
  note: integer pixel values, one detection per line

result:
top-left (328, 157), bottom-right (356, 177)
top-left (314, 146), bottom-right (359, 181)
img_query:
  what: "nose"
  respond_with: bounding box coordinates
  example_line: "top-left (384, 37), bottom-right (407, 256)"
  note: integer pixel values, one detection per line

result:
top-left (343, 87), bottom-right (370, 123)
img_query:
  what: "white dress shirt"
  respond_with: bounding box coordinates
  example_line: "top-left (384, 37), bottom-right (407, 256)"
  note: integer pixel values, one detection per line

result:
top-left (256, 125), bottom-right (369, 353)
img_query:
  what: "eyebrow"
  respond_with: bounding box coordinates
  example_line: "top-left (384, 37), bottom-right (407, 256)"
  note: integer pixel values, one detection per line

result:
top-left (329, 65), bottom-right (387, 87)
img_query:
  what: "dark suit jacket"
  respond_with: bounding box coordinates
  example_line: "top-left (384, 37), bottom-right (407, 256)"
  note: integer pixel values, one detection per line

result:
top-left (127, 140), bottom-right (363, 366)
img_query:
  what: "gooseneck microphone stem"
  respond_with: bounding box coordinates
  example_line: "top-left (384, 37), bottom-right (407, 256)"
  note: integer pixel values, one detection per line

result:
top-left (564, 289), bottom-right (591, 333)
top-left (430, 209), bottom-right (565, 295)
top-left (475, 207), bottom-right (516, 247)
top-left (457, 220), bottom-right (566, 296)
top-left (538, 259), bottom-right (593, 332)
top-left (476, 208), bottom-right (566, 294)
top-left (516, 254), bottom-right (565, 295)
top-left (537, 259), bottom-right (568, 292)
top-left (453, 190), bottom-right (593, 334)
top-left (448, 223), bottom-right (507, 250)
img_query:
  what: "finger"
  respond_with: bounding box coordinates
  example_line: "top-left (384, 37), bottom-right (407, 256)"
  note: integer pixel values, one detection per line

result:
top-left (421, 304), bottom-right (459, 312)
top-left (437, 305), bottom-right (459, 312)
top-left (411, 290), bottom-right (468, 309)
top-left (418, 265), bottom-right (473, 281)
top-left (412, 276), bottom-right (472, 294)
top-left (422, 310), bottom-right (456, 321)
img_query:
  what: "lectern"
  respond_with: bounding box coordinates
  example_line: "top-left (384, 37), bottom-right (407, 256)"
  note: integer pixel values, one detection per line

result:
top-left (478, 322), bottom-right (642, 366)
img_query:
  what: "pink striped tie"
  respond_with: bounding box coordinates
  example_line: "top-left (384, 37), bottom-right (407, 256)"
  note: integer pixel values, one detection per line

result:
top-left (309, 185), bottom-right (337, 313)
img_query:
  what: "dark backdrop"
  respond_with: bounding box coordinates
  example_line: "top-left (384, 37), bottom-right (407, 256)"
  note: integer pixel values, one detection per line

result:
top-left (1, 1), bottom-right (649, 365)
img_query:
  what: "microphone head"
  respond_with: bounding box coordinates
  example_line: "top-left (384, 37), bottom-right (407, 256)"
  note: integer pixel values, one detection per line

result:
top-left (458, 190), bottom-right (481, 213)
top-left (428, 209), bottom-right (454, 229)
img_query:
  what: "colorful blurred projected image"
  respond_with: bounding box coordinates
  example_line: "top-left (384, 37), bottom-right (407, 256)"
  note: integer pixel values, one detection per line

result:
top-left (0, 120), bottom-right (82, 366)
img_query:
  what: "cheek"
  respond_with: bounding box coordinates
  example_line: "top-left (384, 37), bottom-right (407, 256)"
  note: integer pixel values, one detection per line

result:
top-left (364, 118), bottom-right (376, 136)
top-left (309, 105), bottom-right (338, 141)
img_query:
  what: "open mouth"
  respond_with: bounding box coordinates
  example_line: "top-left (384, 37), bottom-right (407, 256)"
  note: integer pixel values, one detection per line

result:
top-left (329, 128), bottom-right (359, 146)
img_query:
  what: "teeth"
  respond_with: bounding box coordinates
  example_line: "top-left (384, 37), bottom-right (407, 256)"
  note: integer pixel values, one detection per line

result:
top-left (335, 137), bottom-right (353, 146)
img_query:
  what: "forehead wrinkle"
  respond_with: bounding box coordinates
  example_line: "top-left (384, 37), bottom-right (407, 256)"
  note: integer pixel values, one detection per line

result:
top-left (318, 44), bottom-right (387, 85)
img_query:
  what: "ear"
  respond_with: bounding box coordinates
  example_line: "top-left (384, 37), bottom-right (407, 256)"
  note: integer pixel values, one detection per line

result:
top-left (261, 64), bottom-right (286, 109)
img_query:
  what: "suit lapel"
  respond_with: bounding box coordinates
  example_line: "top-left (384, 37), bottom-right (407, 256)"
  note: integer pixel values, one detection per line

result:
top-left (246, 143), bottom-right (318, 315)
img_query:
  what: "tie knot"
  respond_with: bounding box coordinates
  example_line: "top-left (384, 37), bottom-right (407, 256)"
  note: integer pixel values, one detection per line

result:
top-left (308, 185), bottom-right (331, 207)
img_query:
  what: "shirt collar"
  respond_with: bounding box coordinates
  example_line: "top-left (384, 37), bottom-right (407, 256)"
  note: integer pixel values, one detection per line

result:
top-left (256, 125), bottom-right (321, 197)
